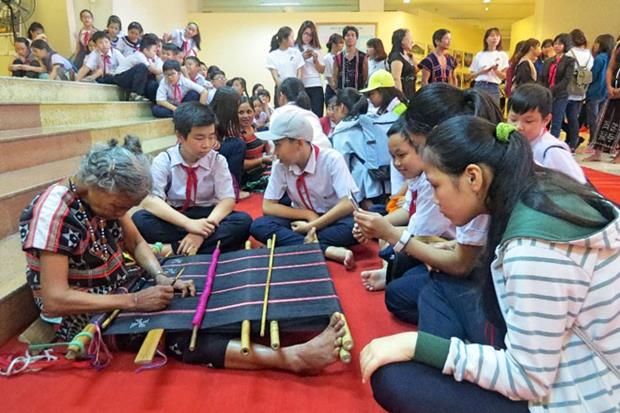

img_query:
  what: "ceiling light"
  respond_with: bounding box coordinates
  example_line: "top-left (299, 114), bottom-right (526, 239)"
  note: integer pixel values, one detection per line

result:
top-left (483, 0), bottom-right (491, 3)
top-left (404, 0), bottom-right (411, 3)
top-left (484, 6), bottom-right (489, 11)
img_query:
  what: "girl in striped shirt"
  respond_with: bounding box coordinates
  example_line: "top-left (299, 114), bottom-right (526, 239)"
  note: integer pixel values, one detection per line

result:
top-left (361, 117), bottom-right (620, 412)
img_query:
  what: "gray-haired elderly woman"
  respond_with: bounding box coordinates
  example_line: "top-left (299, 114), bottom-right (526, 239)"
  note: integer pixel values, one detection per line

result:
top-left (19, 136), bottom-right (195, 342)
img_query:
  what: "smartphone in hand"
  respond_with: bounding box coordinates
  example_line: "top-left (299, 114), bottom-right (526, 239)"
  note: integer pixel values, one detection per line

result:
top-left (348, 189), bottom-right (361, 212)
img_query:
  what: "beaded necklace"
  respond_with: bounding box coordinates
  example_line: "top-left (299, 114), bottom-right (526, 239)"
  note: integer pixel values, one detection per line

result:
top-left (68, 178), bottom-right (111, 261)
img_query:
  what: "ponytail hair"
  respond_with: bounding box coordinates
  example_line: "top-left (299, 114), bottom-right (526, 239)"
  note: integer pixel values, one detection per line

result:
top-left (424, 116), bottom-right (604, 331)
top-left (405, 83), bottom-right (502, 135)
top-left (326, 33), bottom-right (343, 53)
top-left (270, 26), bottom-right (293, 52)
top-left (277, 77), bottom-right (311, 110)
top-left (336, 87), bottom-right (368, 119)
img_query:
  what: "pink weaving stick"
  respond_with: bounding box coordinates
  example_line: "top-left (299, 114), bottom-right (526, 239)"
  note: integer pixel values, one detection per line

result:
top-left (191, 243), bottom-right (221, 327)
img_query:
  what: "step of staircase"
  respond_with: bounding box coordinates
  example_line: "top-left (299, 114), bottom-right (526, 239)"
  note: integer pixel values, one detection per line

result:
top-left (0, 102), bottom-right (153, 131)
top-left (0, 135), bottom-right (177, 346)
top-left (0, 76), bottom-right (124, 103)
top-left (0, 135), bottom-right (177, 240)
top-left (0, 118), bottom-right (174, 173)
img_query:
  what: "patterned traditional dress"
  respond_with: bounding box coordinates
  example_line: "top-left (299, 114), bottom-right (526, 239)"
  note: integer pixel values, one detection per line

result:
top-left (20, 183), bottom-right (129, 341)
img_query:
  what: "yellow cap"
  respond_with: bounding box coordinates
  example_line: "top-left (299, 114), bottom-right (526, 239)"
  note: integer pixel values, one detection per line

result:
top-left (360, 69), bottom-right (395, 93)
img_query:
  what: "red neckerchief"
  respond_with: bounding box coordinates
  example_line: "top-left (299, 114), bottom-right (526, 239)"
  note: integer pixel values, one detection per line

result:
top-left (82, 30), bottom-right (91, 47)
top-left (549, 56), bottom-right (561, 88)
top-left (295, 145), bottom-right (320, 212)
top-left (180, 164), bottom-right (198, 211)
top-left (101, 53), bottom-right (110, 75)
top-left (408, 190), bottom-right (418, 217)
top-left (172, 83), bottom-right (182, 104)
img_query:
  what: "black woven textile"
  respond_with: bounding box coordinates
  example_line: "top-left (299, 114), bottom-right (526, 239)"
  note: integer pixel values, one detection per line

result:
top-left (103, 244), bottom-right (342, 336)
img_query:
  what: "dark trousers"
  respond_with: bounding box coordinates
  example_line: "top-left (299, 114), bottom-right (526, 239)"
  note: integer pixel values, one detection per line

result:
top-left (151, 90), bottom-right (201, 118)
top-left (550, 97), bottom-right (569, 138)
top-left (417, 273), bottom-right (506, 347)
top-left (113, 63), bottom-right (149, 95)
top-left (305, 86), bottom-right (324, 117)
top-left (219, 136), bottom-right (246, 196)
top-left (250, 215), bottom-right (357, 251)
top-left (385, 263), bottom-right (429, 325)
top-left (371, 361), bottom-right (529, 413)
top-left (96, 74), bottom-right (116, 84)
top-left (132, 207), bottom-right (252, 254)
top-left (325, 84), bottom-right (336, 107)
top-left (585, 98), bottom-right (605, 140)
top-left (565, 99), bottom-right (584, 150)
top-left (144, 78), bottom-right (160, 102)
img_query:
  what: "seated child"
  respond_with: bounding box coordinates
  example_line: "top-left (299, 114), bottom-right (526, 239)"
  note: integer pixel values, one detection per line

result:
top-left (239, 96), bottom-right (272, 191)
top-left (30, 39), bottom-right (74, 81)
top-left (508, 83), bottom-right (587, 184)
top-left (161, 43), bottom-right (184, 65)
top-left (227, 77), bottom-right (249, 98)
top-left (113, 33), bottom-right (160, 101)
top-left (116, 21), bottom-right (142, 57)
top-left (251, 111), bottom-right (359, 268)
top-left (153, 60), bottom-right (208, 118)
top-left (105, 15), bottom-right (122, 49)
top-left (163, 22), bottom-right (201, 57)
top-left (76, 31), bottom-right (126, 83)
top-left (9, 37), bottom-right (44, 78)
top-left (184, 56), bottom-right (215, 102)
top-left (319, 96), bottom-right (339, 137)
top-left (133, 102), bottom-right (252, 255)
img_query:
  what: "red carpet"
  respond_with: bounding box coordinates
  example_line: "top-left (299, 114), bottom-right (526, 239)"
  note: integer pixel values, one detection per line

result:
top-left (2, 168), bottom-right (618, 413)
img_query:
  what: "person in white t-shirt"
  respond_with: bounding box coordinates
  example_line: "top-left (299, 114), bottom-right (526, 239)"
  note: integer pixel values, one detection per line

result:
top-left (163, 22), bottom-right (201, 58)
top-left (295, 20), bottom-right (326, 118)
top-left (366, 38), bottom-right (389, 79)
top-left (324, 33), bottom-right (344, 105)
top-left (469, 27), bottom-right (509, 104)
top-left (565, 29), bottom-right (594, 152)
top-left (266, 26), bottom-right (304, 102)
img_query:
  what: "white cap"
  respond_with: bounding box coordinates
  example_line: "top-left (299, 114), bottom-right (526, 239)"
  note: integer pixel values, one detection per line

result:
top-left (256, 110), bottom-right (313, 142)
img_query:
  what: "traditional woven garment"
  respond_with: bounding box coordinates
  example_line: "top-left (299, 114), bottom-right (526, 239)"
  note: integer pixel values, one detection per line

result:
top-left (103, 243), bottom-right (342, 335)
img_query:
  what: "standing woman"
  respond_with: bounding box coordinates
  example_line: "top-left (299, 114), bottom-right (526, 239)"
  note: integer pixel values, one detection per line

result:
top-left (266, 26), bottom-right (304, 103)
top-left (511, 38), bottom-right (541, 90)
top-left (366, 38), bottom-right (389, 79)
top-left (469, 27), bottom-right (509, 105)
top-left (333, 26), bottom-right (368, 91)
top-left (74, 9), bottom-right (98, 69)
top-left (296, 20), bottom-right (326, 117)
top-left (388, 28), bottom-right (417, 100)
top-left (419, 29), bottom-right (457, 86)
top-left (324, 33), bottom-right (344, 106)
top-left (565, 29), bottom-right (593, 152)
top-left (540, 33), bottom-right (576, 139)
top-left (586, 39), bottom-right (620, 163)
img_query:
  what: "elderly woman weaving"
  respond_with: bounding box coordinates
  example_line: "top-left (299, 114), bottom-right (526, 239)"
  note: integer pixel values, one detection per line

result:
top-left (20, 136), bottom-right (346, 374)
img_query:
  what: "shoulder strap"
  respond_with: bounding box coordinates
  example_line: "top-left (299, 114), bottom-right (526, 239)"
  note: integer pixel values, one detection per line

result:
top-left (572, 325), bottom-right (620, 379)
top-left (163, 147), bottom-right (174, 196)
top-left (542, 144), bottom-right (567, 160)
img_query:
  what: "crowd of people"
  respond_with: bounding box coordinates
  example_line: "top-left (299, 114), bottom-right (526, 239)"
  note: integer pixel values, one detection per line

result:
top-left (9, 10), bottom-right (620, 413)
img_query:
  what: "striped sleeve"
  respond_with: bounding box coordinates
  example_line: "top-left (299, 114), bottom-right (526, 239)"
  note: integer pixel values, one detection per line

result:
top-left (443, 241), bottom-right (591, 401)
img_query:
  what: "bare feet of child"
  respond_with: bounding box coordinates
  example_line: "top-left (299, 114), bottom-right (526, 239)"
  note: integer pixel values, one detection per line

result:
top-left (285, 313), bottom-right (346, 375)
top-left (325, 246), bottom-right (355, 270)
top-left (583, 151), bottom-right (602, 162)
top-left (360, 268), bottom-right (387, 291)
top-left (612, 153), bottom-right (620, 164)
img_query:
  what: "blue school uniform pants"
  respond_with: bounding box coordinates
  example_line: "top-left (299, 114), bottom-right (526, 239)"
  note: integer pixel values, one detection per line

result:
top-left (113, 63), bottom-right (149, 96)
top-left (151, 90), bottom-right (201, 118)
top-left (250, 215), bottom-right (357, 251)
top-left (132, 206), bottom-right (252, 254)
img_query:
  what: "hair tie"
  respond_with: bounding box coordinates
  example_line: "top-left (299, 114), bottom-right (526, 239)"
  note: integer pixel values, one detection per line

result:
top-left (495, 122), bottom-right (516, 143)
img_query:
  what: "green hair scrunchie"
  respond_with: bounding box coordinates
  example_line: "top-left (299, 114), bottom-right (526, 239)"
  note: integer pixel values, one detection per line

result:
top-left (495, 122), bottom-right (517, 143)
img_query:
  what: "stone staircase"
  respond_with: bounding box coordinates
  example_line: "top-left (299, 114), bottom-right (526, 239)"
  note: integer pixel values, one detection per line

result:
top-left (0, 76), bottom-right (177, 345)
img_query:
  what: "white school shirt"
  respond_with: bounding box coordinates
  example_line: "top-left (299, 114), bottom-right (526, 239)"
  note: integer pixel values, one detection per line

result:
top-left (531, 130), bottom-right (587, 184)
top-left (83, 48), bottom-right (126, 75)
top-left (115, 51), bottom-right (151, 75)
top-left (264, 146), bottom-right (358, 214)
top-left (170, 29), bottom-right (196, 56)
top-left (265, 47), bottom-right (304, 83)
top-left (469, 50), bottom-right (509, 84)
top-left (109, 32), bottom-right (123, 49)
top-left (50, 53), bottom-right (73, 71)
top-left (116, 36), bottom-right (140, 57)
top-left (324, 52), bottom-right (335, 80)
top-left (300, 45), bottom-right (324, 88)
top-left (402, 173), bottom-right (455, 239)
top-left (456, 214), bottom-right (490, 246)
top-left (156, 76), bottom-right (206, 104)
top-left (151, 145), bottom-right (235, 208)
top-left (567, 47), bottom-right (594, 101)
top-left (368, 58), bottom-right (388, 78)
top-left (268, 104), bottom-right (332, 149)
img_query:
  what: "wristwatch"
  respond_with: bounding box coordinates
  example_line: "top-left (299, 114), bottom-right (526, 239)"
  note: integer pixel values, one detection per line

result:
top-left (393, 229), bottom-right (412, 253)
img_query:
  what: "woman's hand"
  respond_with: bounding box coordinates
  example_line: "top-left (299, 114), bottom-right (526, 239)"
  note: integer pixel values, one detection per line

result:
top-left (134, 285), bottom-right (174, 311)
top-left (360, 332), bottom-right (418, 384)
top-left (352, 223), bottom-right (368, 244)
top-left (353, 210), bottom-right (397, 241)
top-left (156, 273), bottom-right (196, 297)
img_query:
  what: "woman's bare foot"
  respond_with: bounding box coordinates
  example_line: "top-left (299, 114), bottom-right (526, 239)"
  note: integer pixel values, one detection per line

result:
top-left (611, 153), bottom-right (620, 164)
top-left (284, 313), bottom-right (346, 375)
top-left (360, 268), bottom-right (387, 291)
top-left (583, 151), bottom-right (602, 162)
top-left (325, 246), bottom-right (355, 270)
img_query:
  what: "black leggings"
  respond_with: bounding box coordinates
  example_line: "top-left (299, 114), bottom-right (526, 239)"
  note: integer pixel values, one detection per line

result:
top-left (305, 86), bottom-right (325, 117)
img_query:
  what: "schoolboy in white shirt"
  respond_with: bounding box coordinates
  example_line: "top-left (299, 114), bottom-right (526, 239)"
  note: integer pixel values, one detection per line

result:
top-left (153, 60), bottom-right (208, 118)
top-left (113, 33), bottom-right (160, 101)
top-left (133, 102), bottom-right (252, 255)
top-left (76, 31), bottom-right (126, 84)
top-left (251, 111), bottom-right (358, 268)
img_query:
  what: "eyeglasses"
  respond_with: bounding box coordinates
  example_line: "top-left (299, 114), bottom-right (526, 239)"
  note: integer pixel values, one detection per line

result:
top-left (302, 31), bottom-right (313, 37)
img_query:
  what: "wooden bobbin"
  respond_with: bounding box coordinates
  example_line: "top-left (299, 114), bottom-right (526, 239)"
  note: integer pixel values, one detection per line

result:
top-left (241, 320), bottom-right (251, 355)
top-left (339, 348), bottom-right (352, 364)
top-left (270, 320), bottom-right (280, 350)
top-left (135, 328), bottom-right (164, 364)
top-left (66, 323), bottom-right (97, 360)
